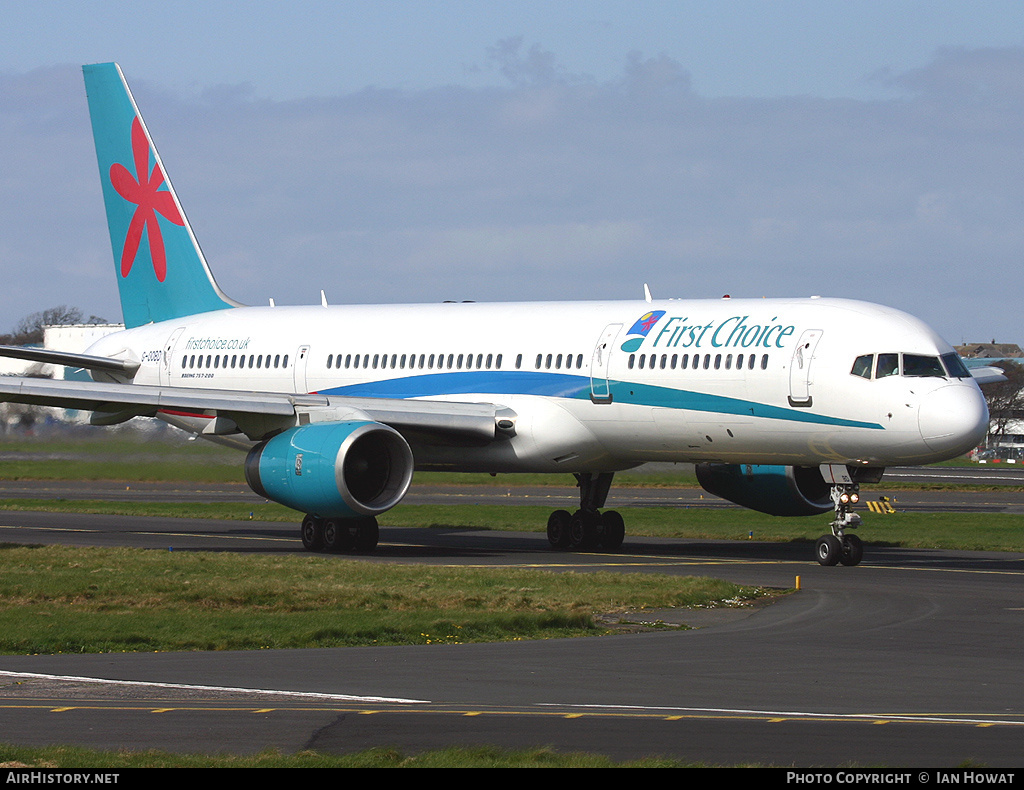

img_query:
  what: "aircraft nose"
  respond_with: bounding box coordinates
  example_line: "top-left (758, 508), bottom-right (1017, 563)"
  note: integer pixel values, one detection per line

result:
top-left (918, 384), bottom-right (989, 457)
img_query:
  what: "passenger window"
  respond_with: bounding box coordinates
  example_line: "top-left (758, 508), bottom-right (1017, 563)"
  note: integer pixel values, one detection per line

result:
top-left (903, 354), bottom-right (944, 378)
top-left (851, 354), bottom-right (873, 379)
top-left (876, 353), bottom-right (899, 378)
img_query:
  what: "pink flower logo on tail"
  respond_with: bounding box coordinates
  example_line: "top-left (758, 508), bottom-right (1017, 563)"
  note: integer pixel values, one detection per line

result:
top-left (109, 117), bottom-right (183, 282)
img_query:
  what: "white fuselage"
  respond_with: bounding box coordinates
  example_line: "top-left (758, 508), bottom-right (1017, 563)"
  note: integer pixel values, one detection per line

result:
top-left (86, 296), bottom-right (989, 473)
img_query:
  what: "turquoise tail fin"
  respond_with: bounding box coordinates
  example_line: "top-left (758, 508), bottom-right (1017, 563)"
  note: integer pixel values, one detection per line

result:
top-left (82, 63), bottom-right (240, 328)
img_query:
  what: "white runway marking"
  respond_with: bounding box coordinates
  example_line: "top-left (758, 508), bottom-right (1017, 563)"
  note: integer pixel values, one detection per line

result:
top-left (0, 670), bottom-right (428, 705)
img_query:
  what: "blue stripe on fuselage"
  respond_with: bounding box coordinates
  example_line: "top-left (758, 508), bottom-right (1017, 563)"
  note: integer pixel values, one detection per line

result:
top-left (315, 371), bottom-right (882, 430)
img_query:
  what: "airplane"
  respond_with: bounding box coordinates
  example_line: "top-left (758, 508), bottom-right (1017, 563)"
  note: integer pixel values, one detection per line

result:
top-left (0, 63), bottom-right (992, 566)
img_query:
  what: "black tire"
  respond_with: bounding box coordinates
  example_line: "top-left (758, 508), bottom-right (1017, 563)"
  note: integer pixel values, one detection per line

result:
top-left (569, 510), bottom-right (599, 551)
top-left (547, 509), bottom-right (572, 549)
top-left (815, 534), bottom-right (842, 566)
top-left (301, 514), bottom-right (324, 552)
top-left (840, 534), bottom-right (864, 566)
top-left (353, 516), bottom-right (379, 552)
top-left (322, 518), bottom-right (354, 553)
top-left (599, 510), bottom-right (625, 552)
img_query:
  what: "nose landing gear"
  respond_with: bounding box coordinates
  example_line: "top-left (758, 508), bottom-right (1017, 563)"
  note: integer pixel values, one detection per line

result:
top-left (815, 483), bottom-right (863, 566)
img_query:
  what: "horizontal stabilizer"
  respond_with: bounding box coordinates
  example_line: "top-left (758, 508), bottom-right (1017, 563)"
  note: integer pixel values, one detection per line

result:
top-left (0, 345), bottom-right (140, 378)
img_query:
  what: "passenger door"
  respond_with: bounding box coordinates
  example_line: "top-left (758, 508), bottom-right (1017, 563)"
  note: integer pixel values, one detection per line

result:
top-left (590, 324), bottom-right (621, 404)
top-left (294, 345), bottom-right (310, 394)
top-left (160, 327), bottom-right (186, 385)
top-left (788, 329), bottom-right (823, 406)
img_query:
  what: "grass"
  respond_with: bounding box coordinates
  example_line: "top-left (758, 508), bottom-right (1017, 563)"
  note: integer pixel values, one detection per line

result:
top-left (0, 543), bottom-right (766, 654)
top-left (0, 434), bottom-right (244, 483)
top-left (0, 743), bottom-right (704, 768)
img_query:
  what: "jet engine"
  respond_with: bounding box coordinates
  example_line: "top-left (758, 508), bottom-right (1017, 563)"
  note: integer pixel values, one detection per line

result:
top-left (245, 421), bottom-right (414, 518)
top-left (694, 463), bottom-right (832, 517)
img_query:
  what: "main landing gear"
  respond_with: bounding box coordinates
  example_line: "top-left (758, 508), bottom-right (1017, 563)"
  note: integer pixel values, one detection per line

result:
top-left (815, 483), bottom-right (863, 566)
top-left (546, 472), bottom-right (626, 552)
top-left (301, 514), bottom-right (379, 553)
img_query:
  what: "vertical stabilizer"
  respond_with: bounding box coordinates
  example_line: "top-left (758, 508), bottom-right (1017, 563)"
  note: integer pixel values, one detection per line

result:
top-left (82, 63), bottom-right (239, 328)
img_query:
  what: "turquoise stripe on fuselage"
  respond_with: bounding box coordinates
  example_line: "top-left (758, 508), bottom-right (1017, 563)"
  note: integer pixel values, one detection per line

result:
top-left (316, 371), bottom-right (883, 430)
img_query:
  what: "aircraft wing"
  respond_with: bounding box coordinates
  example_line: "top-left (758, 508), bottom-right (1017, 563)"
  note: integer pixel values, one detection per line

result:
top-left (0, 376), bottom-right (514, 445)
top-left (969, 366), bottom-right (1007, 385)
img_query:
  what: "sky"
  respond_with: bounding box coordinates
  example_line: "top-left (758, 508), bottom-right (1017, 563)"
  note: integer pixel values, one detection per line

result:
top-left (2, 1), bottom-right (1023, 345)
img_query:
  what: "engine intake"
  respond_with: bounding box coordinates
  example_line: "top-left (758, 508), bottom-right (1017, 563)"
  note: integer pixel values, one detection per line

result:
top-left (245, 421), bottom-right (414, 518)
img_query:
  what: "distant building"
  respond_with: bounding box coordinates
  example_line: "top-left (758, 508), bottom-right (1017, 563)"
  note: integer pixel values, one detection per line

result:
top-left (955, 343), bottom-right (1024, 461)
top-left (0, 323), bottom-right (124, 429)
top-left (42, 323), bottom-right (125, 380)
top-left (955, 342), bottom-right (1024, 363)
top-left (1, 323), bottom-right (125, 379)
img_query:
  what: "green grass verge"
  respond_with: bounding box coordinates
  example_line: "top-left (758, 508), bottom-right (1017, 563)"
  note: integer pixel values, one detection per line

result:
top-left (0, 544), bottom-right (766, 655)
top-left (0, 743), bottom-right (707, 768)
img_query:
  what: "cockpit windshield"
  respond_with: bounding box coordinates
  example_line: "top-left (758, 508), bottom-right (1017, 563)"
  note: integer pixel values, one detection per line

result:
top-left (903, 354), bottom-right (945, 377)
top-left (850, 352), bottom-right (972, 381)
top-left (940, 352), bottom-right (971, 379)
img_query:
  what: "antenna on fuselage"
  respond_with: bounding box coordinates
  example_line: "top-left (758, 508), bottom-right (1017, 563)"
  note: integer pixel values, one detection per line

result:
top-left (643, 283), bottom-right (653, 303)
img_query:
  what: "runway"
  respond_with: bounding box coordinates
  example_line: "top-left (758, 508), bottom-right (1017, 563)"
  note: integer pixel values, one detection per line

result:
top-left (0, 500), bottom-right (1023, 765)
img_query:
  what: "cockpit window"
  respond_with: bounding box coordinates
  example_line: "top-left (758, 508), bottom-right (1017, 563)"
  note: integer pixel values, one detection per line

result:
top-left (903, 354), bottom-right (945, 377)
top-left (940, 352), bottom-right (971, 379)
top-left (875, 353), bottom-right (899, 378)
top-left (851, 354), bottom-right (873, 379)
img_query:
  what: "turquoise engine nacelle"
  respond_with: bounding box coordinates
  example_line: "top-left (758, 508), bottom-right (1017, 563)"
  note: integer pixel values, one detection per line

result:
top-left (245, 421), bottom-right (414, 518)
top-left (694, 463), bottom-right (832, 517)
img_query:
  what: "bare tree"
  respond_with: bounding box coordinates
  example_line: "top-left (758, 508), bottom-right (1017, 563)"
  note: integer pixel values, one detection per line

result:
top-left (981, 359), bottom-right (1024, 440)
top-left (0, 306), bottom-right (107, 346)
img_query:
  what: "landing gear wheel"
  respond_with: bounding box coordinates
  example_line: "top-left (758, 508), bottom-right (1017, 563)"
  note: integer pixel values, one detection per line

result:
top-left (322, 518), bottom-right (355, 553)
top-left (569, 510), bottom-right (599, 551)
top-left (547, 509), bottom-right (572, 549)
top-left (301, 514), bottom-right (324, 552)
top-left (353, 517), bottom-right (379, 552)
top-left (599, 510), bottom-right (625, 552)
top-left (840, 534), bottom-right (864, 566)
top-left (551, 473), bottom-right (626, 553)
top-left (815, 534), bottom-right (842, 566)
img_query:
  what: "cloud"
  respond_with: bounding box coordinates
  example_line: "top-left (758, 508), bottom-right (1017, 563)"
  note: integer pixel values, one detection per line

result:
top-left (1, 45), bottom-right (1023, 345)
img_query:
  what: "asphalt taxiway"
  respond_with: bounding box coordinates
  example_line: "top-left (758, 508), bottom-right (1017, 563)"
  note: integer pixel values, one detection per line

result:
top-left (0, 475), bottom-right (1022, 765)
